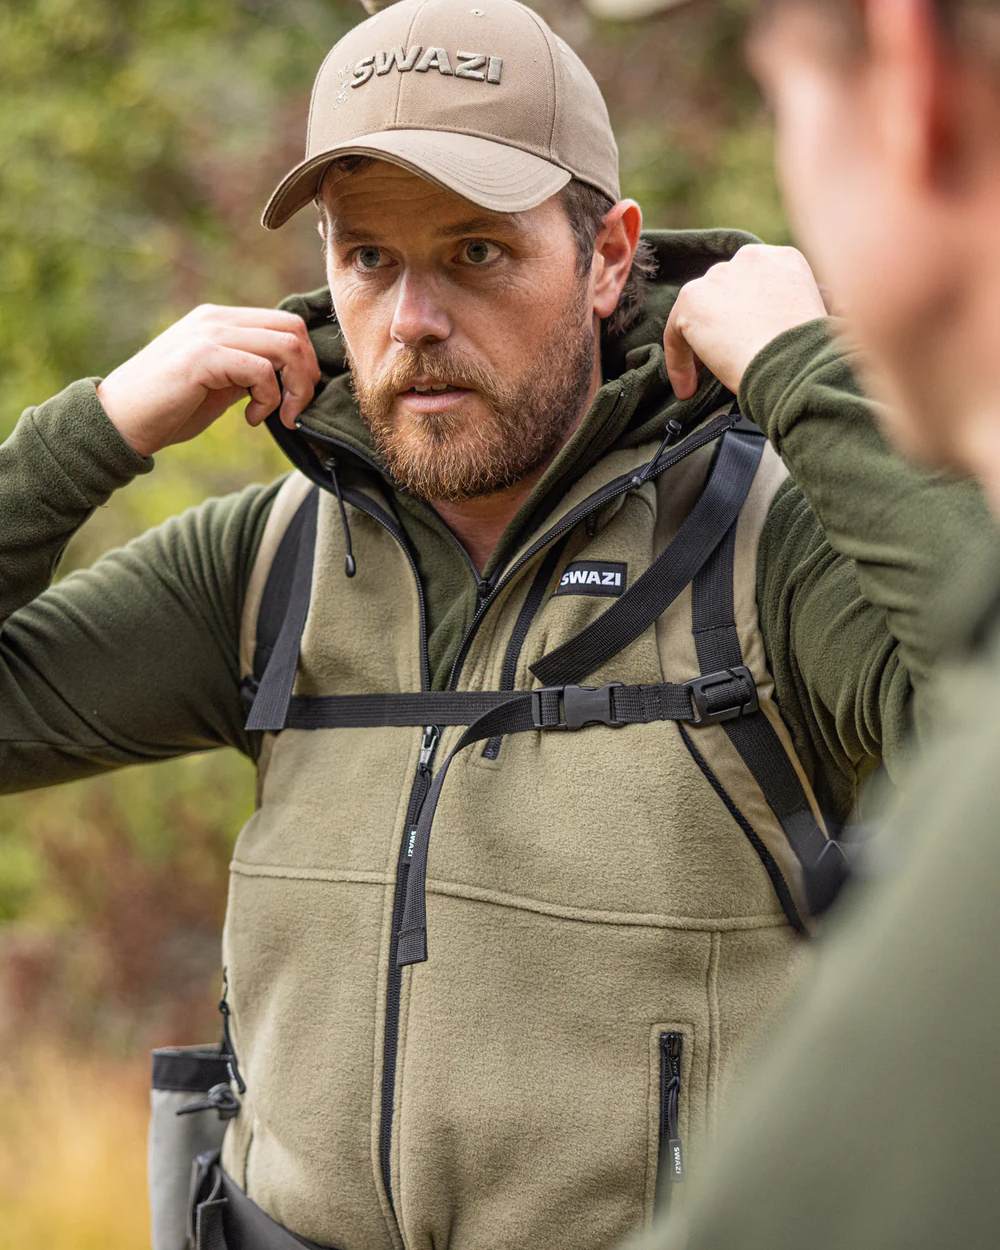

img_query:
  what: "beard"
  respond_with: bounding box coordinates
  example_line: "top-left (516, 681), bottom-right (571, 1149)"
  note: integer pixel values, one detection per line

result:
top-left (348, 287), bottom-right (596, 503)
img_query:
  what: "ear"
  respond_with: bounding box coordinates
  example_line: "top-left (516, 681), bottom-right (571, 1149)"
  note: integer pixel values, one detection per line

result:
top-left (591, 199), bottom-right (643, 321)
top-left (864, 0), bottom-right (955, 189)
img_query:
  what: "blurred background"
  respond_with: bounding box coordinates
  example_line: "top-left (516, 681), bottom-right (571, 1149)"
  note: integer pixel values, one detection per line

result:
top-left (0, 0), bottom-right (785, 1242)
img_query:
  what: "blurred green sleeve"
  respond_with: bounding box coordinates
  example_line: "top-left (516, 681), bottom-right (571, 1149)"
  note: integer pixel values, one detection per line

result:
top-left (0, 379), bottom-right (280, 791)
top-left (747, 319), bottom-right (997, 816)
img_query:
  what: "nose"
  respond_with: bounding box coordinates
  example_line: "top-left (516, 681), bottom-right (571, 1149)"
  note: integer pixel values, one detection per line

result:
top-left (390, 271), bottom-right (452, 349)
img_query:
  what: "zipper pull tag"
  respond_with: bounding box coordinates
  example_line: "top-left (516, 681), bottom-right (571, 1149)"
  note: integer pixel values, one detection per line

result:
top-left (667, 1137), bottom-right (685, 1180)
top-left (418, 724), bottom-right (439, 770)
top-left (218, 970), bottom-right (247, 1095)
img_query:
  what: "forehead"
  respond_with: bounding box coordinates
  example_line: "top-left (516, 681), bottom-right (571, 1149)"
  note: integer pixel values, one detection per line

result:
top-left (319, 159), bottom-right (563, 245)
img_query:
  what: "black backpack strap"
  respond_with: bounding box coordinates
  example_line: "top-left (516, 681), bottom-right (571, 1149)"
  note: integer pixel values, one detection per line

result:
top-left (272, 677), bottom-right (756, 731)
top-left (688, 506), bottom-right (850, 919)
top-left (244, 488), bottom-right (320, 733)
top-left (531, 429), bottom-right (764, 688)
top-left (250, 489), bottom-right (320, 686)
top-left (395, 428), bottom-right (769, 967)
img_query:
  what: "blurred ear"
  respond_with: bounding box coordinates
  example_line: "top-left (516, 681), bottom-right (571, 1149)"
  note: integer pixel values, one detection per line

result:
top-left (592, 199), bottom-right (642, 320)
top-left (865, 0), bottom-right (955, 189)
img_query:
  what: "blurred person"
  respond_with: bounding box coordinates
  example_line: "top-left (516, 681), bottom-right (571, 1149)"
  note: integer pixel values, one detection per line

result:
top-left (575, 0), bottom-right (1000, 1247)
top-left (0, 0), bottom-right (993, 1247)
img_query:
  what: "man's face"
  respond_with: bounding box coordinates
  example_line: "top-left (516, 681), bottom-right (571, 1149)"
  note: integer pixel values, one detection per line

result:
top-left (319, 161), bottom-right (599, 502)
top-left (748, 5), bottom-right (964, 464)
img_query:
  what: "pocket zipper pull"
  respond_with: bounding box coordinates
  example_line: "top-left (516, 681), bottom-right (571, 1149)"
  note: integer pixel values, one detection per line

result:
top-left (659, 1031), bottom-right (686, 1193)
top-left (219, 969), bottom-right (247, 1095)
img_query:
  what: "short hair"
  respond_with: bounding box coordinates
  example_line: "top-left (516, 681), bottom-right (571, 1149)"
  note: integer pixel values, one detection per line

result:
top-left (315, 162), bottom-right (657, 338)
top-left (560, 179), bottom-right (658, 337)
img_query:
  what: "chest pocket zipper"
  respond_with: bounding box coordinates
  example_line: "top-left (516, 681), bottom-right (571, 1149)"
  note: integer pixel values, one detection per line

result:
top-left (655, 1031), bottom-right (685, 1208)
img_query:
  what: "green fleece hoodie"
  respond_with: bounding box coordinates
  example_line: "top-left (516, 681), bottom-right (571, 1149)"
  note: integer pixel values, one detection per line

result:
top-left (0, 229), bottom-right (993, 1250)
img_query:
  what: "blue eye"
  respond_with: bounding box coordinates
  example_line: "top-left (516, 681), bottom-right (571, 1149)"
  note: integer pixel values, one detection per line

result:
top-left (460, 240), bottom-right (501, 266)
top-left (355, 246), bottom-right (386, 271)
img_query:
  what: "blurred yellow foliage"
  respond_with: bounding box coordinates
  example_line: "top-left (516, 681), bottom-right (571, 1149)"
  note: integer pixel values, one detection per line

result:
top-left (0, 1046), bottom-right (149, 1248)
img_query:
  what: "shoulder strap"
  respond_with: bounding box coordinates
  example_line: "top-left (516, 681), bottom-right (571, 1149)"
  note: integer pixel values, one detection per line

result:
top-left (530, 429), bottom-right (764, 687)
top-left (251, 488), bottom-right (321, 684)
top-left (244, 489), bottom-right (320, 733)
top-left (689, 503), bottom-right (849, 919)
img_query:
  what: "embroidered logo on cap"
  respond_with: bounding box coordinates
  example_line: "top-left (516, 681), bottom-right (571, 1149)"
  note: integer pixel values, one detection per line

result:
top-left (553, 560), bottom-right (628, 599)
top-left (351, 47), bottom-right (504, 89)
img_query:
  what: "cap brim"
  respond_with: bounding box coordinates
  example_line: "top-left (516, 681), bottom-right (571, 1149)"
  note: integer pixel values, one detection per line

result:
top-left (261, 129), bottom-right (572, 229)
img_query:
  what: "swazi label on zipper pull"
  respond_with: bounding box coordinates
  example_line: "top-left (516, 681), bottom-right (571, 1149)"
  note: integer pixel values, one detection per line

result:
top-left (553, 560), bottom-right (627, 598)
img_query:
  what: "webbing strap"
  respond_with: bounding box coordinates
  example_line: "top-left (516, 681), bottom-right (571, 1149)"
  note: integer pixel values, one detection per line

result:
top-left (252, 493), bottom-right (317, 683)
top-left (396, 694), bottom-right (546, 966)
top-left (391, 664), bottom-right (760, 966)
top-left (245, 490), bottom-right (319, 733)
top-left (531, 431), bottom-right (764, 688)
top-left (690, 521), bottom-right (849, 918)
top-left (256, 672), bottom-right (758, 731)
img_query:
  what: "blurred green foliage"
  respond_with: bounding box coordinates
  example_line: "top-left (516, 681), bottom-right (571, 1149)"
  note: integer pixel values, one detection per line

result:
top-left (0, 0), bottom-right (787, 1055)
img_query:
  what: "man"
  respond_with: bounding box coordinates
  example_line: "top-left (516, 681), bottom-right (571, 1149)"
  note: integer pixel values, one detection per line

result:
top-left (591, 0), bottom-right (1000, 1247)
top-left (0, 0), bottom-right (990, 1247)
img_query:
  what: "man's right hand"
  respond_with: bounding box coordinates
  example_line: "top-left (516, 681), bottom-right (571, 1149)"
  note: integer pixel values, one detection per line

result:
top-left (96, 304), bottom-right (322, 457)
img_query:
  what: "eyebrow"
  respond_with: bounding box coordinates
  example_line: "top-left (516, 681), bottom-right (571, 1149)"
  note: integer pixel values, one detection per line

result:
top-left (329, 213), bottom-right (527, 247)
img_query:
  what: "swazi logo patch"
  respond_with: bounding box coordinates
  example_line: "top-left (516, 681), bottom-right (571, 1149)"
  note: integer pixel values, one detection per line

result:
top-left (553, 560), bottom-right (628, 599)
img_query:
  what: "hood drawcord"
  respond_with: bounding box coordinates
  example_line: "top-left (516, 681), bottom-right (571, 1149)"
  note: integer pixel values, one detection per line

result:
top-left (324, 456), bottom-right (357, 578)
top-left (631, 417), bottom-right (685, 489)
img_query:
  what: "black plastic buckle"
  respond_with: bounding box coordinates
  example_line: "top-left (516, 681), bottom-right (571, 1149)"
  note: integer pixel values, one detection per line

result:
top-left (531, 683), bottom-right (625, 731)
top-left (686, 666), bottom-right (759, 725)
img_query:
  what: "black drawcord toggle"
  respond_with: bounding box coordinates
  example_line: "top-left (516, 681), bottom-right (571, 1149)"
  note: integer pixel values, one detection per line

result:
top-left (632, 418), bottom-right (686, 488)
top-left (324, 457), bottom-right (357, 578)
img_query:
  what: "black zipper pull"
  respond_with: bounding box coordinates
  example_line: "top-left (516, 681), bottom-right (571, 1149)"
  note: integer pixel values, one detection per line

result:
top-left (476, 577), bottom-right (492, 605)
top-left (418, 724), bottom-right (439, 772)
top-left (657, 1031), bottom-right (685, 1202)
top-left (404, 726), bottom-right (439, 865)
top-left (219, 969), bottom-right (247, 1095)
top-left (633, 419), bottom-right (686, 488)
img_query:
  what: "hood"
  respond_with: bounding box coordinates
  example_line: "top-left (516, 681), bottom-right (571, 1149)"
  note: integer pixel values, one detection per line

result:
top-left (270, 226), bottom-right (758, 503)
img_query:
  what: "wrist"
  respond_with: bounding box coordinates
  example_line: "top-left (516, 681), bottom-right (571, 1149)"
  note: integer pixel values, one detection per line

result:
top-left (738, 318), bottom-right (833, 443)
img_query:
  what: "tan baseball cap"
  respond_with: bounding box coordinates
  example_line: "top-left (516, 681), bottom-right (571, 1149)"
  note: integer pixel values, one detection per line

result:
top-left (261, 0), bottom-right (620, 229)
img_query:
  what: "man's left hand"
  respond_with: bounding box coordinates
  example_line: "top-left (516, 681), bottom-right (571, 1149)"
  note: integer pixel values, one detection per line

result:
top-left (663, 244), bottom-right (828, 400)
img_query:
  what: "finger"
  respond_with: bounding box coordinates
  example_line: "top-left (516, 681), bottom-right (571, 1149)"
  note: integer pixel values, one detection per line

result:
top-left (663, 302), bottom-right (700, 401)
top-left (191, 345), bottom-right (283, 424)
top-left (191, 304), bottom-right (314, 336)
top-left (209, 326), bottom-right (319, 427)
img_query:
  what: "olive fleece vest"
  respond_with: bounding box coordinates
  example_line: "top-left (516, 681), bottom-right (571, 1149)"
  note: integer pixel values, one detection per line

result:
top-left (218, 408), bottom-right (834, 1250)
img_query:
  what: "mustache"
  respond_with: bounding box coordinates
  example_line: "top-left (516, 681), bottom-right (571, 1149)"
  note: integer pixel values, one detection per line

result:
top-left (353, 348), bottom-right (509, 416)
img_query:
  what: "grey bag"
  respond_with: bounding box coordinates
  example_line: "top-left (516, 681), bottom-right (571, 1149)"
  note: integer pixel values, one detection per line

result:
top-left (149, 1044), bottom-right (240, 1250)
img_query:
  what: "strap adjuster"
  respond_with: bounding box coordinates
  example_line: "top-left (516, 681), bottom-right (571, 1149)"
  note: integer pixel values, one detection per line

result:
top-left (531, 683), bottom-right (625, 731)
top-left (686, 665), bottom-right (759, 725)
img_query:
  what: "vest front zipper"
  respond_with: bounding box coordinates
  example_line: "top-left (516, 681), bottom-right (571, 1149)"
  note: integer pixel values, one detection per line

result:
top-left (379, 724), bottom-right (440, 1217)
top-left (291, 418), bottom-right (727, 1241)
top-left (656, 1031), bottom-right (685, 1208)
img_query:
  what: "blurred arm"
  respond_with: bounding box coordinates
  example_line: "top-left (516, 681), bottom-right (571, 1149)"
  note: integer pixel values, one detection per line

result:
top-left (747, 320), bottom-right (996, 809)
